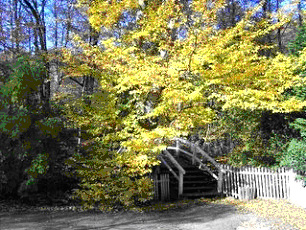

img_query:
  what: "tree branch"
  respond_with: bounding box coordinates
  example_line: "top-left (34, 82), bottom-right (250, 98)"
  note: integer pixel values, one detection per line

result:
top-left (20, 0), bottom-right (46, 51)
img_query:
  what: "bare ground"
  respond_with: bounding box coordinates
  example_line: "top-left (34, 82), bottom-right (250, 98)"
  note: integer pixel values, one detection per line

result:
top-left (0, 198), bottom-right (306, 230)
top-left (0, 199), bottom-right (287, 230)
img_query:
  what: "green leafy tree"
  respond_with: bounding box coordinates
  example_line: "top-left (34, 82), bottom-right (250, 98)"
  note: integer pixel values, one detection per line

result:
top-left (279, 22), bottom-right (306, 180)
top-left (0, 55), bottom-right (77, 200)
top-left (288, 23), bottom-right (306, 56)
top-left (281, 118), bottom-right (306, 182)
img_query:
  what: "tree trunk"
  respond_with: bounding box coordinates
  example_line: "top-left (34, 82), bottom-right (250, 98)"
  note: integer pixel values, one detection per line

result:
top-left (262, 0), bottom-right (267, 19)
top-left (54, 1), bottom-right (58, 49)
top-left (20, 0), bottom-right (50, 114)
top-left (230, 0), bottom-right (236, 28)
top-left (261, 0), bottom-right (272, 56)
top-left (276, 0), bottom-right (282, 52)
top-left (82, 26), bottom-right (99, 106)
top-left (298, 0), bottom-right (303, 28)
top-left (13, 0), bottom-right (20, 54)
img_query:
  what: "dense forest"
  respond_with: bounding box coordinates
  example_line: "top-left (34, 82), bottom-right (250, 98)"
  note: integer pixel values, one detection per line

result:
top-left (0, 0), bottom-right (306, 210)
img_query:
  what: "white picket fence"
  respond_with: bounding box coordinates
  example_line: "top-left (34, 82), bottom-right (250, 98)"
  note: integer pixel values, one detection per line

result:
top-left (220, 165), bottom-right (306, 208)
top-left (150, 165), bottom-right (306, 208)
top-left (220, 165), bottom-right (293, 199)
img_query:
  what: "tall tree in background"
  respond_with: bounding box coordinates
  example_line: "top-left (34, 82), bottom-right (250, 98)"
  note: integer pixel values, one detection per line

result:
top-left (217, 0), bottom-right (244, 29)
top-left (0, 0), bottom-right (31, 57)
top-left (298, 0), bottom-right (303, 27)
top-left (20, 0), bottom-right (47, 53)
top-left (16, 0), bottom-right (51, 114)
top-left (276, 0), bottom-right (282, 51)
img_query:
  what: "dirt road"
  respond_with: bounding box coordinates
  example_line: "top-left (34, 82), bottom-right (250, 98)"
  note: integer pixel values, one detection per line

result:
top-left (0, 202), bottom-right (275, 230)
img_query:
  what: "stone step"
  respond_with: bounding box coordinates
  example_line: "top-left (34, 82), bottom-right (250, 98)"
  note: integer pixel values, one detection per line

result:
top-left (184, 186), bottom-right (216, 190)
top-left (184, 180), bottom-right (216, 184)
top-left (182, 191), bottom-right (220, 197)
top-left (183, 175), bottom-right (212, 179)
top-left (185, 170), bottom-right (210, 174)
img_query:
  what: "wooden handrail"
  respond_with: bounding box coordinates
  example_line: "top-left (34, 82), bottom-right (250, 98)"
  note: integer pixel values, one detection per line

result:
top-left (163, 149), bottom-right (185, 197)
top-left (158, 156), bottom-right (179, 180)
top-left (163, 150), bottom-right (186, 175)
top-left (167, 146), bottom-right (218, 180)
top-left (173, 137), bottom-right (219, 168)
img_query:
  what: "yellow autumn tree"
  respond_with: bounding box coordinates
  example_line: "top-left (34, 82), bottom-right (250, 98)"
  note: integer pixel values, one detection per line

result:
top-left (61, 0), bottom-right (306, 209)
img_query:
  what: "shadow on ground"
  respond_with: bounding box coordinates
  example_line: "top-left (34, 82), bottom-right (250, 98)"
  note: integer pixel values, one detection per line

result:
top-left (0, 202), bottom-right (267, 230)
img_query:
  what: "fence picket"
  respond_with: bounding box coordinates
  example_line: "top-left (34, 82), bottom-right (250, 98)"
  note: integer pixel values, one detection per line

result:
top-left (264, 168), bottom-right (268, 198)
top-left (275, 169), bottom-right (279, 199)
top-left (254, 167), bottom-right (258, 197)
top-left (278, 168), bottom-right (282, 198)
top-left (281, 168), bottom-right (285, 198)
top-left (224, 166), bottom-right (228, 196)
top-left (284, 168), bottom-right (287, 198)
top-left (236, 166), bottom-right (240, 198)
top-left (285, 168), bottom-right (289, 199)
top-left (267, 168), bottom-right (271, 198)
top-left (229, 166), bottom-right (233, 197)
top-left (272, 169), bottom-right (276, 198)
top-left (258, 167), bottom-right (262, 198)
top-left (160, 174), bottom-right (169, 201)
top-left (273, 169), bottom-right (278, 199)
top-left (270, 169), bottom-right (273, 198)
top-left (232, 166), bottom-right (235, 198)
top-left (248, 166), bottom-right (252, 188)
top-left (153, 174), bottom-right (159, 200)
top-left (227, 165), bottom-right (230, 196)
top-left (219, 164), bottom-right (297, 200)
top-left (232, 167), bottom-right (235, 198)
top-left (251, 167), bottom-right (256, 197)
top-left (268, 168), bottom-right (272, 198)
top-left (270, 168), bottom-right (274, 199)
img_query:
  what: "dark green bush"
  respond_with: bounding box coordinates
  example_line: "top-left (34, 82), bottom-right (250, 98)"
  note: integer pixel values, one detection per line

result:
top-left (0, 55), bottom-right (79, 201)
top-left (280, 118), bottom-right (306, 182)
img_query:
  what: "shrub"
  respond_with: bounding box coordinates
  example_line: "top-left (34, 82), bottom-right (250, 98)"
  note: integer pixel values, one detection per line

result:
top-left (281, 118), bottom-right (306, 182)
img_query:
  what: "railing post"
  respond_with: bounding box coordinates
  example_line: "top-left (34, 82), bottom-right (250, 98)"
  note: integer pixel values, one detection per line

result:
top-left (178, 171), bottom-right (183, 199)
top-left (191, 145), bottom-right (195, 165)
top-left (176, 140), bottom-right (180, 157)
top-left (218, 167), bottom-right (223, 194)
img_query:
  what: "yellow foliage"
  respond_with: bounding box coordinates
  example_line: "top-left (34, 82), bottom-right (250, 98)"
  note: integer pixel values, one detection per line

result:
top-left (62, 0), bottom-right (306, 208)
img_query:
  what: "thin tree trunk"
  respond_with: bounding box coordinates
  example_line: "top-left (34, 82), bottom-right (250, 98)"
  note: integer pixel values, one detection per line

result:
top-left (82, 26), bottom-right (99, 106)
top-left (13, 0), bottom-right (20, 53)
top-left (262, 0), bottom-right (267, 19)
top-left (9, 0), bottom-right (15, 58)
top-left (28, 26), bottom-right (31, 52)
top-left (64, 3), bottom-right (72, 47)
top-left (298, 0), bottom-right (303, 27)
top-left (262, 0), bottom-right (272, 56)
top-left (276, 0), bottom-right (282, 52)
top-left (230, 0), bottom-right (236, 27)
top-left (54, 1), bottom-right (58, 49)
